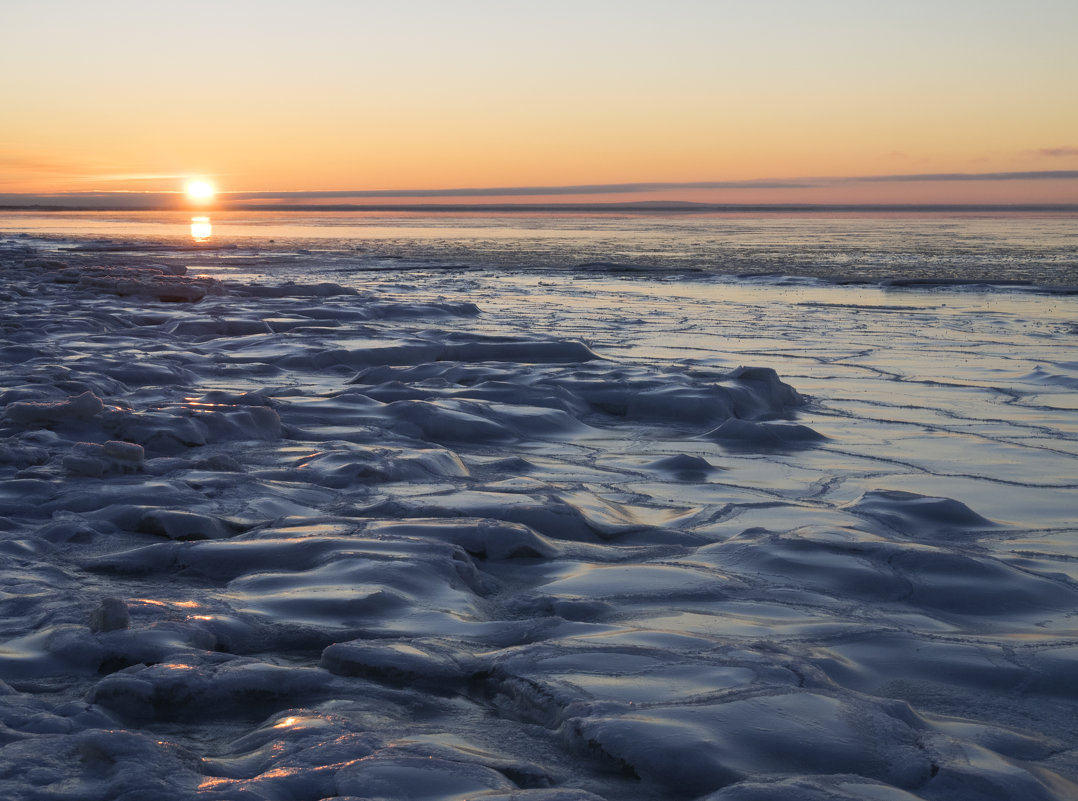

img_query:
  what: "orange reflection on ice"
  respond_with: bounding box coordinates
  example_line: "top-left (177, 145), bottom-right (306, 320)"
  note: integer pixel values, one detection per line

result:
top-left (190, 215), bottom-right (212, 242)
top-left (198, 777), bottom-right (236, 791)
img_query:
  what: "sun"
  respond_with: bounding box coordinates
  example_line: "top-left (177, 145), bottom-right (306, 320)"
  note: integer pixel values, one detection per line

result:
top-left (185, 180), bottom-right (216, 203)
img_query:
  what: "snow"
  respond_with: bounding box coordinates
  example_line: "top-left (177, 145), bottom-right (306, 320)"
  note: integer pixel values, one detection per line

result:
top-left (0, 238), bottom-right (1076, 800)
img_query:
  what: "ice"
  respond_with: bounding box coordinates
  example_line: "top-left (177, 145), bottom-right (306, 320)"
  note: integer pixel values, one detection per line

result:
top-left (0, 245), bottom-right (1076, 800)
top-left (63, 440), bottom-right (145, 476)
top-left (566, 692), bottom-right (931, 796)
top-left (703, 418), bottom-right (826, 448)
top-left (335, 754), bottom-right (517, 799)
top-left (4, 390), bottom-right (104, 425)
top-left (845, 489), bottom-right (997, 534)
top-left (87, 653), bottom-right (331, 721)
top-left (88, 597), bottom-right (130, 632)
top-left (321, 639), bottom-right (474, 685)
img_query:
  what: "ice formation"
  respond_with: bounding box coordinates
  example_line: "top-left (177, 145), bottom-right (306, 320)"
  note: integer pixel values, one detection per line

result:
top-left (0, 245), bottom-right (1076, 800)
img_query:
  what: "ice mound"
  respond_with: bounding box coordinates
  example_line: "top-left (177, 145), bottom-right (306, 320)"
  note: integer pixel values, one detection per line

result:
top-left (699, 776), bottom-right (928, 800)
top-left (703, 418), bottom-right (826, 448)
top-left (222, 541), bottom-right (496, 640)
top-left (285, 444), bottom-right (470, 486)
top-left (88, 653), bottom-right (330, 721)
top-left (566, 692), bottom-right (931, 796)
top-left (63, 440), bottom-right (145, 476)
top-left (101, 403), bottom-right (282, 454)
top-left (229, 280), bottom-right (359, 298)
top-left (701, 526), bottom-right (1078, 617)
top-left (847, 489), bottom-right (997, 534)
top-left (643, 453), bottom-right (719, 476)
top-left (320, 639), bottom-right (474, 686)
top-left (26, 260), bottom-right (217, 303)
top-left (357, 488), bottom-right (682, 543)
top-left (335, 754), bottom-right (517, 799)
top-left (4, 391), bottom-right (104, 426)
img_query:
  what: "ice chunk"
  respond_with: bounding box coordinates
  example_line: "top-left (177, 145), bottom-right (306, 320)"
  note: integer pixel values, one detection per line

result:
top-left (5, 391), bottom-right (104, 425)
top-left (63, 440), bottom-right (145, 476)
top-left (89, 597), bottom-right (130, 633)
top-left (87, 653), bottom-right (329, 721)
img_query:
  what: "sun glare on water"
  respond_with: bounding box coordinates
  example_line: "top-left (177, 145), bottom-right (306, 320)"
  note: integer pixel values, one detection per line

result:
top-left (185, 180), bottom-right (216, 202)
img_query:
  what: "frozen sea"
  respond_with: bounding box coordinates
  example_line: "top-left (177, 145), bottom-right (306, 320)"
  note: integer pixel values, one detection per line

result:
top-left (0, 210), bottom-right (1076, 800)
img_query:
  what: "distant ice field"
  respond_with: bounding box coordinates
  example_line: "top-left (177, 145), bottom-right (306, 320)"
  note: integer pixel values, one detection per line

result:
top-left (0, 213), bottom-right (1076, 800)
top-left (2, 209), bottom-right (1077, 288)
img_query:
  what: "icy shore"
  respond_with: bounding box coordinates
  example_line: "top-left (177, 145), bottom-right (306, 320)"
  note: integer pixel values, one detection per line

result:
top-left (1, 246), bottom-right (1076, 800)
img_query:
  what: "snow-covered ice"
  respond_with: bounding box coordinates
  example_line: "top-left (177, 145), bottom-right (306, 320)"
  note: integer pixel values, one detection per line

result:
top-left (1, 226), bottom-right (1077, 800)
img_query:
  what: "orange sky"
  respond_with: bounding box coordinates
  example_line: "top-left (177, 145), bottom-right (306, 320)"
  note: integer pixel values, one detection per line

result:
top-left (2, 1), bottom-right (1077, 206)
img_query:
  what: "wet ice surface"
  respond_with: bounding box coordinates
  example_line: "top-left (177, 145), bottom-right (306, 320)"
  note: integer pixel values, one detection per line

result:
top-left (1, 242), bottom-right (1077, 801)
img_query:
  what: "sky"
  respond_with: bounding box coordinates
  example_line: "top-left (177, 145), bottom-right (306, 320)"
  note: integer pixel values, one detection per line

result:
top-left (2, 0), bottom-right (1077, 207)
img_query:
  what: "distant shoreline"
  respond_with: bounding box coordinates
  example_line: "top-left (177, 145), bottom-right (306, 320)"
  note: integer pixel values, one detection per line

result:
top-left (2, 202), bottom-right (1078, 214)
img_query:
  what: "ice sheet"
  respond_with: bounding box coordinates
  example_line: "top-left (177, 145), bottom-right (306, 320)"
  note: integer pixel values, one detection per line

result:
top-left (1, 241), bottom-right (1076, 800)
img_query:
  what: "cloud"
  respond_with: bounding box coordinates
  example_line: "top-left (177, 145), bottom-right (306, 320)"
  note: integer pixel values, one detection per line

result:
top-left (851, 170), bottom-right (1078, 183)
top-left (97, 174), bottom-right (199, 183)
top-left (222, 170), bottom-right (1078, 202)
top-left (3, 170), bottom-right (1077, 209)
top-left (1035, 146), bottom-right (1078, 158)
top-left (0, 153), bottom-right (88, 175)
top-left (225, 180), bottom-right (814, 201)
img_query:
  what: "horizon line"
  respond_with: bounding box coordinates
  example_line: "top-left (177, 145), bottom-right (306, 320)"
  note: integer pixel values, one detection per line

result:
top-left (3, 201), bottom-right (1078, 214)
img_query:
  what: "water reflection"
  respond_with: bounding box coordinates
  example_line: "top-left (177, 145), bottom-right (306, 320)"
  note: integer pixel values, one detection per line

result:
top-left (190, 216), bottom-right (212, 242)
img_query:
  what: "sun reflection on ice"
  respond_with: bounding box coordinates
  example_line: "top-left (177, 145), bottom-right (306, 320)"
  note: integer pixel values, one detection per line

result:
top-left (190, 216), bottom-right (212, 242)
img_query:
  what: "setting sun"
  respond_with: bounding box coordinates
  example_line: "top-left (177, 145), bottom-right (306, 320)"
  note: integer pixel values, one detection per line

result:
top-left (185, 180), bottom-right (215, 202)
